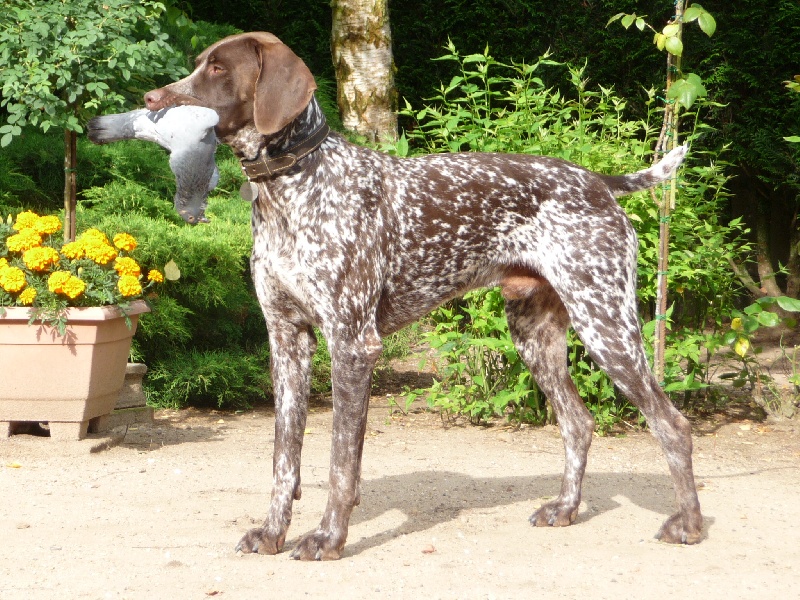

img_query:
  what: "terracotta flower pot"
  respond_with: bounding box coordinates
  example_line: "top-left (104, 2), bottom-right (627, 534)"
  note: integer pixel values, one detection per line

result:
top-left (0, 300), bottom-right (150, 440)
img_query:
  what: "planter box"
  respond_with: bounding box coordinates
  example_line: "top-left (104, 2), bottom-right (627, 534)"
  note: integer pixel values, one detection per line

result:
top-left (0, 301), bottom-right (149, 440)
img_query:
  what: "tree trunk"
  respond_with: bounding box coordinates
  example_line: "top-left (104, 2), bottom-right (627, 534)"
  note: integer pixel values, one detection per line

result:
top-left (63, 128), bottom-right (77, 242)
top-left (331, 0), bottom-right (397, 143)
top-left (785, 207), bottom-right (800, 297)
top-left (753, 197), bottom-right (784, 297)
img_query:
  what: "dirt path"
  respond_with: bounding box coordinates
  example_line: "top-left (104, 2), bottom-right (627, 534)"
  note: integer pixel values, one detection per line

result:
top-left (1, 396), bottom-right (799, 600)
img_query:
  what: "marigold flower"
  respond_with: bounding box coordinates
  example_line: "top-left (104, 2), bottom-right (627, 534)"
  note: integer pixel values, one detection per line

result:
top-left (61, 240), bottom-right (85, 260)
top-left (48, 271), bottom-right (72, 294)
top-left (80, 229), bottom-right (110, 245)
top-left (114, 256), bottom-right (141, 277)
top-left (23, 246), bottom-right (60, 272)
top-left (61, 276), bottom-right (86, 299)
top-left (84, 241), bottom-right (117, 265)
top-left (147, 269), bottom-right (165, 283)
top-left (113, 233), bottom-right (137, 252)
top-left (0, 258), bottom-right (7, 270)
top-left (117, 274), bottom-right (142, 297)
top-left (6, 229), bottom-right (42, 253)
top-left (33, 215), bottom-right (62, 235)
top-left (0, 266), bottom-right (26, 293)
top-left (12, 210), bottom-right (39, 231)
top-left (17, 287), bottom-right (36, 305)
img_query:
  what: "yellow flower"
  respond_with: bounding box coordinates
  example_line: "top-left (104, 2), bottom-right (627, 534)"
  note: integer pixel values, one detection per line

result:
top-left (12, 210), bottom-right (39, 231)
top-left (17, 287), bottom-right (36, 305)
top-left (48, 271), bottom-right (72, 294)
top-left (0, 258), bottom-right (7, 270)
top-left (114, 256), bottom-right (141, 277)
top-left (33, 215), bottom-right (62, 236)
top-left (61, 276), bottom-right (86, 300)
top-left (113, 233), bottom-right (137, 252)
top-left (80, 228), bottom-right (110, 245)
top-left (117, 274), bottom-right (142, 297)
top-left (147, 269), bottom-right (164, 283)
top-left (61, 240), bottom-right (85, 260)
top-left (0, 266), bottom-right (26, 293)
top-left (84, 241), bottom-right (117, 265)
top-left (23, 246), bottom-right (60, 272)
top-left (6, 229), bottom-right (42, 253)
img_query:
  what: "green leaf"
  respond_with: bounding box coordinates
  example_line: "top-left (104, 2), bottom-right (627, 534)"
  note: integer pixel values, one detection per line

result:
top-left (683, 6), bottom-right (703, 22)
top-left (663, 23), bottom-right (681, 37)
top-left (606, 12), bottom-right (626, 27)
top-left (621, 14), bottom-right (636, 29)
top-left (776, 296), bottom-right (800, 312)
top-left (698, 12), bottom-right (716, 37)
top-left (757, 311), bottom-right (781, 327)
top-left (784, 136), bottom-right (800, 143)
top-left (664, 36), bottom-right (683, 56)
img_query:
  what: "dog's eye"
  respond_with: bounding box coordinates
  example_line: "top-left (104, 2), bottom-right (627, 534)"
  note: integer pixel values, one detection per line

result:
top-left (209, 63), bottom-right (224, 75)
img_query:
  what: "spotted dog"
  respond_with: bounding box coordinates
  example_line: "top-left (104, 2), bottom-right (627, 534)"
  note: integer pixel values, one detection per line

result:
top-left (144, 32), bottom-right (703, 560)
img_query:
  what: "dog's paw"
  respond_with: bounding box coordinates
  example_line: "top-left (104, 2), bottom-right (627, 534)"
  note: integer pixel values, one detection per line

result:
top-left (656, 512), bottom-right (703, 544)
top-left (529, 500), bottom-right (579, 527)
top-left (290, 530), bottom-right (343, 561)
top-left (235, 527), bottom-right (284, 555)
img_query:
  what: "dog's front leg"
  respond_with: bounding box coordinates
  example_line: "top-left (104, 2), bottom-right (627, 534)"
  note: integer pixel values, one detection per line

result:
top-left (290, 327), bottom-right (382, 560)
top-left (236, 320), bottom-right (317, 555)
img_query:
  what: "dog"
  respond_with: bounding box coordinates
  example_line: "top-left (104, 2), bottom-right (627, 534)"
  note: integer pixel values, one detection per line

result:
top-left (144, 32), bottom-right (702, 560)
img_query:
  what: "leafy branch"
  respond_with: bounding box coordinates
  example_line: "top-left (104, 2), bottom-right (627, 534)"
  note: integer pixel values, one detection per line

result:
top-left (607, 3), bottom-right (716, 110)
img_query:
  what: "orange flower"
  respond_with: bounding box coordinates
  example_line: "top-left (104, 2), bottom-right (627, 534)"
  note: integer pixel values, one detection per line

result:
top-left (6, 229), bottom-right (42, 253)
top-left (61, 276), bottom-right (86, 299)
top-left (114, 256), bottom-right (141, 277)
top-left (18, 287), bottom-right (37, 305)
top-left (61, 240), bottom-right (85, 260)
top-left (113, 233), bottom-right (137, 252)
top-left (0, 266), bottom-right (26, 293)
top-left (12, 210), bottom-right (39, 231)
top-left (33, 215), bottom-right (62, 235)
top-left (117, 274), bottom-right (142, 297)
top-left (48, 271), bottom-right (72, 294)
top-left (23, 246), bottom-right (60, 271)
top-left (147, 269), bottom-right (165, 283)
top-left (84, 241), bottom-right (117, 265)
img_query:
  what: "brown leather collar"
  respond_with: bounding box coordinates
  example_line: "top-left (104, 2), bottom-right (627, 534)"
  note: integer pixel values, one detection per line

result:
top-left (240, 122), bottom-right (330, 180)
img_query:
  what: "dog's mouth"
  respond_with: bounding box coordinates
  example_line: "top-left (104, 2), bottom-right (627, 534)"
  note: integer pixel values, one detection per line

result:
top-left (144, 90), bottom-right (202, 112)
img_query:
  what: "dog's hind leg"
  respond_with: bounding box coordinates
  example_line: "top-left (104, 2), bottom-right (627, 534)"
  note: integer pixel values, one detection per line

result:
top-left (553, 261), bottom-right (703, 544)
top-left (236, 317), bottom-right (317, 555)
top-left (290, 324), bottom-right (383, 560)
top-left (505, 286), bottom-right (596, 527)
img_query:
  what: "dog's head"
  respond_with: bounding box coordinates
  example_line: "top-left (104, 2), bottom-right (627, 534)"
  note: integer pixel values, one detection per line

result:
top-left (144, 32), bottom-right (317, 139)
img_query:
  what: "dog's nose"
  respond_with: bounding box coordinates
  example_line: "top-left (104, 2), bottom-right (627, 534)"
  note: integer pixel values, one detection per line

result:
top-left (144, 90), bottom-right (164, 110)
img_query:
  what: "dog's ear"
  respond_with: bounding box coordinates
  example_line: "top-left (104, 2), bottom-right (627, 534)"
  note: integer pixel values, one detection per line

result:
top-left (253, 37), bottom-right (317, 135)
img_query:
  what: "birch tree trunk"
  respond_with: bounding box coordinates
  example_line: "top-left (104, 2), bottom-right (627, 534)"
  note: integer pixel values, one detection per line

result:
top-left (331, 0), bottom-right (397, 142)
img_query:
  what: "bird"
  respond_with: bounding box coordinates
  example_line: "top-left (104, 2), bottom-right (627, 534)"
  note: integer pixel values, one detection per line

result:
top-left (87, 105), bottom-right (220, 224)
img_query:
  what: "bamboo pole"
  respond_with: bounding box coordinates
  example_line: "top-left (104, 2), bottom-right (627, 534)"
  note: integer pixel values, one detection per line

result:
top-left (653, 0), bottom-right (684, 384)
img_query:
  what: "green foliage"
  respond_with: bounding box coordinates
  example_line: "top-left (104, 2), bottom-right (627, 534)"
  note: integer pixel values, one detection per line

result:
top-left (0, 0), bottom-right (187, 144)
top-left (406, 289), bottom-right (547, 425)
top-left (389, 44), bottom-right (748, 428)
top-left (608, 3), bottom-right (716, 110)
top-left (145, 347), bottom-right (270, 409)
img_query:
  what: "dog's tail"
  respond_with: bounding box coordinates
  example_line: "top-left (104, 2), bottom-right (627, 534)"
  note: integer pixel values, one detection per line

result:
top-left (600, 145), bottom-right (688, 197)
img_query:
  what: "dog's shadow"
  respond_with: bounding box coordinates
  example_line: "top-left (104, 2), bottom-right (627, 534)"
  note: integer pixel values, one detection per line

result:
top-left (291, 470), bottom-right (708, 556)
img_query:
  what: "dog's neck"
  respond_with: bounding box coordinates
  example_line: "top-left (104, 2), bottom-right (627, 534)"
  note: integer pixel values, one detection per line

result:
top-left (224, 97), bottom-right (329, 179)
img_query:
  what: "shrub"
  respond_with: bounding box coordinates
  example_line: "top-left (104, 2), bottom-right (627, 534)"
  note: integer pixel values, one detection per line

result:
top-left (393, 45), bottom-right (748, 427)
